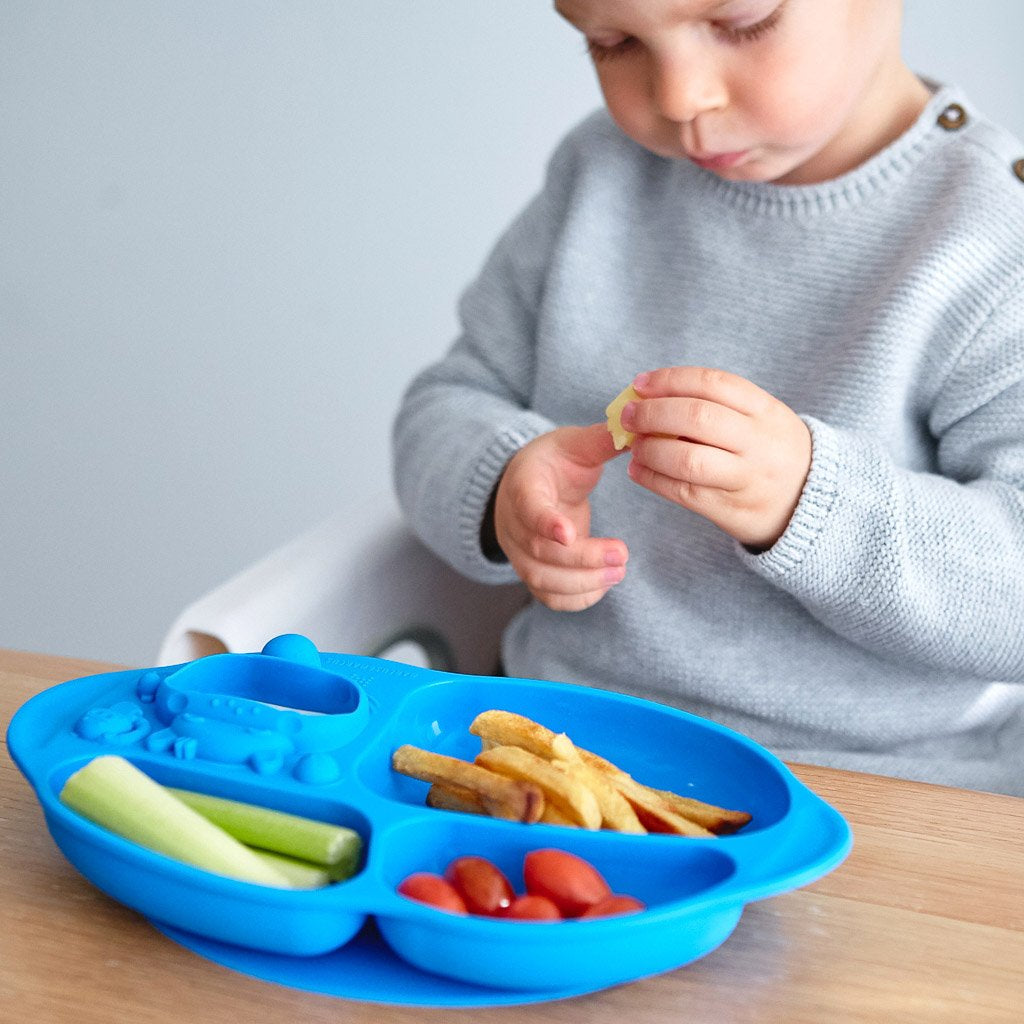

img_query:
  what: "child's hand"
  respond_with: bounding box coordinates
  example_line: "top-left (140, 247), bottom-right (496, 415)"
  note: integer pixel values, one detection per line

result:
top-left (622, 368), bottom-right (812, 551)
top-left (494, 424), bottom-right (628, 611)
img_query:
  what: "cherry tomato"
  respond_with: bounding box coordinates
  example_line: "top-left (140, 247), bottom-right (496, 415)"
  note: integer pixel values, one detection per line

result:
top-left (579, 894), bottom-right (646, 918)
top-left (397, 872), bottom-right (467, 914)
top-left (503, 894), bottom-right (562, 920)
top-left (444, 856), bottom-right (515, 916)
top-left (523, 848), bottom-right (612, 917)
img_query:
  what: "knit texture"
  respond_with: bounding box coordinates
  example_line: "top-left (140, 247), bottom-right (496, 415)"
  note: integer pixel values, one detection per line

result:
top-left (392, 83), bottom-right (1024, 795)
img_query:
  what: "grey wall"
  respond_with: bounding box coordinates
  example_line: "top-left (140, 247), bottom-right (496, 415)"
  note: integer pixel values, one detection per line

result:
top-left (3, 1), bottom-right (1023, 666)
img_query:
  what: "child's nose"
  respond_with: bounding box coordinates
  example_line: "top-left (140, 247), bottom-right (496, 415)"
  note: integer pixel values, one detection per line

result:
top-left (652, 53), bottom-right (727, 125)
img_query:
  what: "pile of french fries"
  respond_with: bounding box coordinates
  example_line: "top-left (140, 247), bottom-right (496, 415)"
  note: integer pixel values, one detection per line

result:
top-left (391, 710), bottom-right (751, 838)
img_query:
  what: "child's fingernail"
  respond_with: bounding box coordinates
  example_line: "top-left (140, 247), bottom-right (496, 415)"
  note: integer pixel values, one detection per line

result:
top-left (604, 549), bottom-right (625, 567)
top-left (602, 566), bottom-right (626, 585)
top-left (633, 371), bottom-right (651, 391)
top-left (620, 402), bottom-right (636, 429)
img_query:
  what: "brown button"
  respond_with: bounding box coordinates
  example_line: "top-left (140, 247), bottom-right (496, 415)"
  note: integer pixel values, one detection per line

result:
top-left (937, 103), bottom-right (968, 130)
top-left (1014, 158), bottom-right (1024, 183)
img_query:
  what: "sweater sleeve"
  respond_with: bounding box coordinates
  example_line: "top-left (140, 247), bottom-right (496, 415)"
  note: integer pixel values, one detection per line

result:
top-left (739, 280), bottom-right (1024, 681)
top-left (391, 131), bottom-right (584, 584)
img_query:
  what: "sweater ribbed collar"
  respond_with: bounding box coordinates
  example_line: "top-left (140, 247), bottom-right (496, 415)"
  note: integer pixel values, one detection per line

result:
top-left (696, 81), bottom-right (965, 218)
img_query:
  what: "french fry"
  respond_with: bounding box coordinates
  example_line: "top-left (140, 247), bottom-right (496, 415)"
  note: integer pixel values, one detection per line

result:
top-left (573, 745), bottom-right (750, 834)
top-left (538, 803), bottom-right (577, 827)
top-left (425, 782), bottom-right (487, 816)
top-left (392, 745), bottom-right (543, 823)
top-left (550, 734), bottom-right (646, 834)
top-left (648, 787), bottom-right (752, 834)
top-left (615, 782), bottom-right (716, 838)
top-left (469, 710), bottom-right (561, 759)
top-left (575, 746), bottom-right (634, 783)
top-left (395, 710), bottom-right (752, 837)
top-left (570, 747), bottom-right (716, 838)
top-left (475, 745), bottom-right (602, 830)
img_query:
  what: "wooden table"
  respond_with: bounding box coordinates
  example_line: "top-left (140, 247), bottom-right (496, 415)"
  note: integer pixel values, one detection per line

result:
top-left (3, 649), bottom-right (1023, 1023)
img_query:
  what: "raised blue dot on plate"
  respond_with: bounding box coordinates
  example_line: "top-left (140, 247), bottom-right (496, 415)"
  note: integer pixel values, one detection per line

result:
top-left (261, 634), bottom-right (321, 667)
top-left (293, 752), bottom-right (342, 785)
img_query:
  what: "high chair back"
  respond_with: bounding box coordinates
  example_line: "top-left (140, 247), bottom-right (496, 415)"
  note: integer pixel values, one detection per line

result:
top-left (157, 492), bottom-right (528, 674)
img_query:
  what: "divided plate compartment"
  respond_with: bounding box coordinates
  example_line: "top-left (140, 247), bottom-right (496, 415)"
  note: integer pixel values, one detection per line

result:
top-left (6, 634), bottom-right (852, 1005)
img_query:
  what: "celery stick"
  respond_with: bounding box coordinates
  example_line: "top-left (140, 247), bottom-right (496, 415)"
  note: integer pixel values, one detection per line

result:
top-left (60, 756), bottom-right (292, 889)
top-left (249, 849), bottom-right (331, 889)
top-left (168, 787), bottom-right (362, 870)
top-left (325, 843), bottom-right (362, 883)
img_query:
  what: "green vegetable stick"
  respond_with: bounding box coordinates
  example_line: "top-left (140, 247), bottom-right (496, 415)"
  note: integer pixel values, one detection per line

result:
top-left (60, 756), bottom-right (293, 888)
top-left (249, 849), bottom-right (331, 889)
top-left (325, 844), bottom-right (362, 883)
top-left (168, 787), bottom-right (362, 870)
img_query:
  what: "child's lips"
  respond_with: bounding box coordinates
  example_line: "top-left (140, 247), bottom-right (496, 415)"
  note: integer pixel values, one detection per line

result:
top-left (688, 149), bottom-right (750, 171)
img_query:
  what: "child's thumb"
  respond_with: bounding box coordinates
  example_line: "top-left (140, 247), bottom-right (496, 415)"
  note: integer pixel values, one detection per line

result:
top-left (560, 423), bottom-right (625, 469)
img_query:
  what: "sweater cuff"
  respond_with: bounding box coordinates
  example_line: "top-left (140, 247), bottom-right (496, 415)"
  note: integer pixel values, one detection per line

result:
top-left (736, 415), bottom-right (840, 578)
top-left (457, 413), bottom-right (554, 583)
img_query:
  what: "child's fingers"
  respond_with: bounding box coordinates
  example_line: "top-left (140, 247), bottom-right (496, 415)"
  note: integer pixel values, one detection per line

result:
top-left (624, 397), bottom-right (749, 454)
top-left (630, 437), bottom-right (744, 490)
top-left (509, 475), bottom-right (577, 546)
top-left (512, 533), bottom-right (628, 598)
top-left (538, 587), bottom-right (615, 613)
top-left (627, 458), bottom-right (724, 517)
top-left (528, 533), bottom-right (628, 570)
top-left (634, 366), bottom-right (767, 417)
top-left (535, 506), bottom-right (576, 547)
top-left (520, 560), bottom-right (626, 601)
top-left (557, 422), bottom-right (627, 469)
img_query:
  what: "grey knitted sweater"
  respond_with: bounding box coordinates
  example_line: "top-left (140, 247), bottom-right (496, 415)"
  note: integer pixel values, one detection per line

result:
top-left (392, 84), bottom-right (1024, 796)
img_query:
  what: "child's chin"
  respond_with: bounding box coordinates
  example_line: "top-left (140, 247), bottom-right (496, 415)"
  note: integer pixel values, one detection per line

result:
top-left (695, 150), bottom-right (789, 185)
top-left (709, 161), bottom-right (777, 184)
top-left (733, 158), bottom-right (815, 186)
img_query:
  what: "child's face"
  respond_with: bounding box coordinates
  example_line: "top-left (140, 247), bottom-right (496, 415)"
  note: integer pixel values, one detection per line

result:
top-left (555, 0), bottom-right (921, 184)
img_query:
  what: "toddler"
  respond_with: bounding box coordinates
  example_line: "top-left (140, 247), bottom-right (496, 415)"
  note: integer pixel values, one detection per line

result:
top-left (392, 0), bottom-right (1024, 795)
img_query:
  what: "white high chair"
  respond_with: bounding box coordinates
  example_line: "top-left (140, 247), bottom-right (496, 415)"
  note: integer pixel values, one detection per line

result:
top-left (156, 492), bottom-right (528, 674)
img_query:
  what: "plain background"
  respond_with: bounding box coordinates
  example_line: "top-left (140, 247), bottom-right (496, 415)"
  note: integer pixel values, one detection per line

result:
top-left (3, 1), bottom-right (1023, 666)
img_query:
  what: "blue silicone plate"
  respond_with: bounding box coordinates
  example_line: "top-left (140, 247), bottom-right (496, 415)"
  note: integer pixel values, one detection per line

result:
top-left (6, 634), bottom-right (851, 1006)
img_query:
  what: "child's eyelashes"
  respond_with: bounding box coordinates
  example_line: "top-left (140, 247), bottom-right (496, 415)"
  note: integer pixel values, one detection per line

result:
top-left (585, 36), bottom-right (639, 64)
top-left (583, 2), bottom-right (786, 63)
top-left (714, 2), bottom-right (786, 45)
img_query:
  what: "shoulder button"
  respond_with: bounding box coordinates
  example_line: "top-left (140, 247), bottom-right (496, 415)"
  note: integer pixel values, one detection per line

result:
top-left (1014, 158), bottom-right (1024, 183)
top-left (937, 103), bottom-right (968, 131)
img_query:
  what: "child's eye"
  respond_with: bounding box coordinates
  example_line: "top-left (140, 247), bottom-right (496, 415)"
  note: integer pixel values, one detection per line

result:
top-left (715, 2), bottom-right (785, 44)
top-left (585, 36), bottom-right (640, 64)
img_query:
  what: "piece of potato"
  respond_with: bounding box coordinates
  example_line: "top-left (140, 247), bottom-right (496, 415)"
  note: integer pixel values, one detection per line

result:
top-left (647, 787), bottom-right (752, 834)
top-left (392, 745), bottom-right (543, 823)
top-left (570, 747), bottom-right (714, 837)
top-left (605, 383), bottom-right (640, 451)
top-left (476, 745), bottom-right (602, 829)
top-left (615, 782), bottom-right (716, 838)
top-left (425, 781), bottom-right (487, 816)
top-left (550, 733), bottom-right (646, 834)
top-left (538, 803), bottom-right (577, 827)
top-left (573, 745), bottom-right (749, 833)
top-left (470, 710), bottom-right (561, 759)
top-left (399, 709), bottom-right (752, 837)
